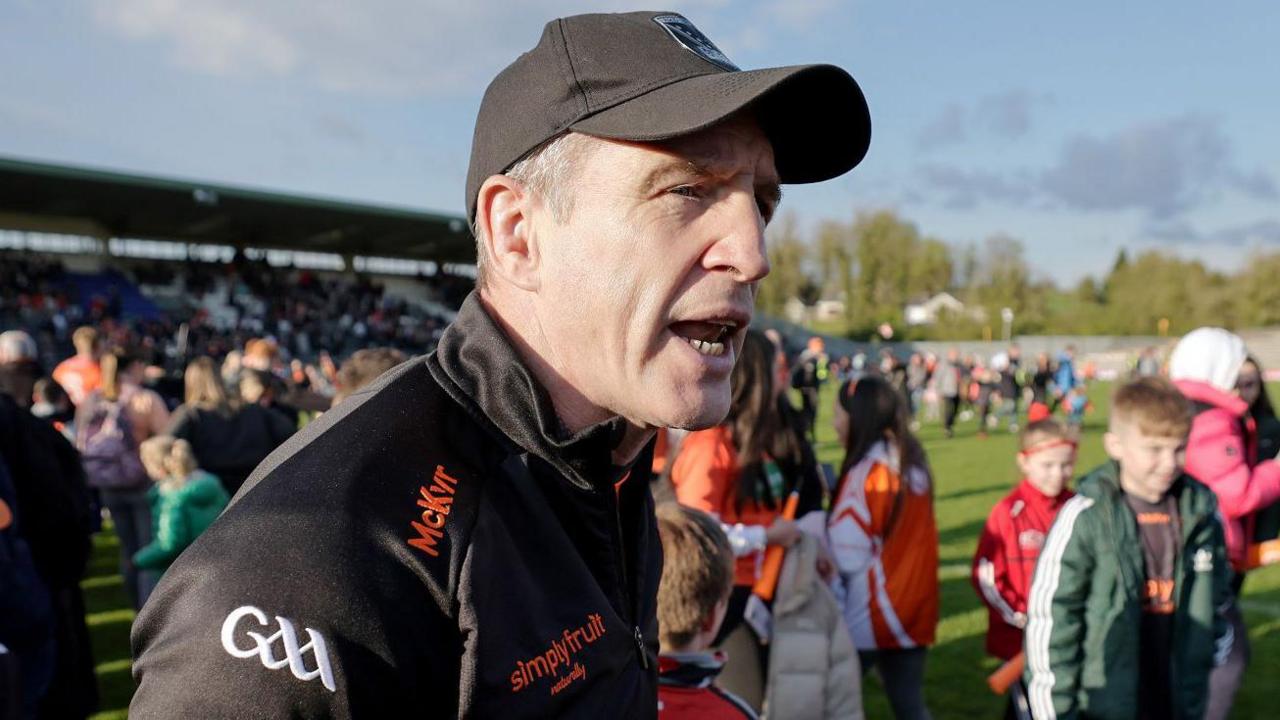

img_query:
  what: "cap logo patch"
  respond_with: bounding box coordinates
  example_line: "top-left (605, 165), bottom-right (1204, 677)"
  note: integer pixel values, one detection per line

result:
top-left (653, 15), bottom-right (739, 71)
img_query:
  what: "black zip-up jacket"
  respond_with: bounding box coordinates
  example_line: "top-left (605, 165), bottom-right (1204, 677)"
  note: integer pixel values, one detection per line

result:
top-left (131, 294), bottom-right (661, 718)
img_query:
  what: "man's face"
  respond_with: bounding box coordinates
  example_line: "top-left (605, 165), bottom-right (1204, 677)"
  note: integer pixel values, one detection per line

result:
top-left (1104, 420), bottom-right (1186, 503)
top-left (528, 117), bottom-right (777, 429)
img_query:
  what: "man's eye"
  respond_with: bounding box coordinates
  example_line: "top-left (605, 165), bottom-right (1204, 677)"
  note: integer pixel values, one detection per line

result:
top-left (670, 185), bottom-right (702, 198)
top-left (757, 196), bottom-right (775, 222)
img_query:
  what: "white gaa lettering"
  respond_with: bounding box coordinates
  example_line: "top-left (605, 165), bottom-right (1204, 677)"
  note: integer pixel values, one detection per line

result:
top-left (220, 605), bottom-right (336, 692)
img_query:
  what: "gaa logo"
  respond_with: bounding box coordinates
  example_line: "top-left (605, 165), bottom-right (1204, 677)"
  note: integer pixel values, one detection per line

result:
top-left (220, 605), bottom-right (336, 692)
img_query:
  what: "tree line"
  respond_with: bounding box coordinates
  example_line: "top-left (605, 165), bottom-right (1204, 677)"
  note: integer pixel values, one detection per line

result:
top-left (757, 209), bottom-right (1280, 341)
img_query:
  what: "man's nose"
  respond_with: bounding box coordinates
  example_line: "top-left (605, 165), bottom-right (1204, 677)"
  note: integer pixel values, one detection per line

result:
top-left (701, 190), bottom-right (770, 283)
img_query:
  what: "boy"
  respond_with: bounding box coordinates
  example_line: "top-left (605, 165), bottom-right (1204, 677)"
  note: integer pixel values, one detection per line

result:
top-left (972, 419), bottom-right (1077, 710)
top-left (1025, 377), bottom-right (1231, 720)
top-left (655, 503), bottom-right (757, 720)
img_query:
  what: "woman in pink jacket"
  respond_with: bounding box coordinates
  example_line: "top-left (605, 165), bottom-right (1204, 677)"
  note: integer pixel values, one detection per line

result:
top-left (1169, 327), bottom-right (1280, 720)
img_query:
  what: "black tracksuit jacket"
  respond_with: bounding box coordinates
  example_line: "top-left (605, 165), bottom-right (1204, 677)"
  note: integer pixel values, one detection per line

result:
top-left (130, 294), bottom-right (661, 718)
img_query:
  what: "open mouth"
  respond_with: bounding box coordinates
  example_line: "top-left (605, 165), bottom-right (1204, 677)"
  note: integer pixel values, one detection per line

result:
top-left (668, 318), bottom-right (742, 357)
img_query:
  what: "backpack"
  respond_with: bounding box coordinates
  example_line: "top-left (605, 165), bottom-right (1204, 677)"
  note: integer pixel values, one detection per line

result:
top-left (77, 392), bottom-right (149, 490)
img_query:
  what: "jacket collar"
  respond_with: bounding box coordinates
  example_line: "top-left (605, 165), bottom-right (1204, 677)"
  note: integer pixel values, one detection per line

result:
top-left (866, 439), bottom-right (899, 473)
top-left (1017, 478), bottom-right (1071, 512)
top-left (657, 650), bottom-right (726, 689)
top-left (429, 291), bottom-right (631, 492)
top-left (1079, 460), bottom-right (1216, 524)
top-left (1174, 378), bottom-right (1248, 417)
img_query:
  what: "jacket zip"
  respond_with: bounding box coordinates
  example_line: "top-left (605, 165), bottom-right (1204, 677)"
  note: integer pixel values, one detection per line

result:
top-left (612, 483), bottom-right (649, 669)
top-left (1169, 499), bottom-right (1209, 714)
top-left (1101, 483), bottom-right (1139, 598)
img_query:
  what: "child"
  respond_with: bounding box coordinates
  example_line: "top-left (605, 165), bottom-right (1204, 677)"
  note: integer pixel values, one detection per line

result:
top-left (1025, 377), bottom-right (1231, 720)
top-left (133, 436), bottom-right (230, 574)
top-left (971, 419), bottom-right (1077, 714)
top-left (828, 376), bottom-right (937, 720)
top-left (1168, 329), bottom-right (1280, 719)
top-left (655, 502), bottom-right (757, 720)
top-left (1063, 384), bottom-right (1090, 428)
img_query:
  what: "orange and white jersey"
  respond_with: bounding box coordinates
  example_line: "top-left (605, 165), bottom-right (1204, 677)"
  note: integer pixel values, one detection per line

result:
top-left (52, 355), bottom-right (101, 407)
top-left (828, 440), bottom-right (938, 650)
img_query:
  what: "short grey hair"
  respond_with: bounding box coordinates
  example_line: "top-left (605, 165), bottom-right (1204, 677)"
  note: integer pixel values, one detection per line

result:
top-left (472, 131), bottom-right (594, 288)
top-left (0, 330), bottom-right (37, 364)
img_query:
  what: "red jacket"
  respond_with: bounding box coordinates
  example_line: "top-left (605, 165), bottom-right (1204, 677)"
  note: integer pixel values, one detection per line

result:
top-left (971, 479), bottom-right (1073, 660)
top-left (1176, 379), bottom-right (1280, 570)
top-left (657, 652), bottom-right (756, 720)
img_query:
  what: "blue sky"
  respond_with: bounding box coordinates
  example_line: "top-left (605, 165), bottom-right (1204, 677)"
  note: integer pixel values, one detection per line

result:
top-left (3, 1), bottom-right (1278, 284)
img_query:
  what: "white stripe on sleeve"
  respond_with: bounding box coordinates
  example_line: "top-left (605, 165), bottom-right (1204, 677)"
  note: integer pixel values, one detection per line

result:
top-left (977, 557), bottom-right (1023, 627)
top-left (1025, 495), bottom-right (1094, 720)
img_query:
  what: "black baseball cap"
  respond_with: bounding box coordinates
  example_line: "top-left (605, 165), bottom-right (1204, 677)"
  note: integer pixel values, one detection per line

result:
top-left (465, 10), bottom-right (871, 221)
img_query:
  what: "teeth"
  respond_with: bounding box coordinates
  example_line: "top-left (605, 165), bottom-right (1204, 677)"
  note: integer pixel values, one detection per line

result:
top-left (685, 337), bottom-right (727, 356)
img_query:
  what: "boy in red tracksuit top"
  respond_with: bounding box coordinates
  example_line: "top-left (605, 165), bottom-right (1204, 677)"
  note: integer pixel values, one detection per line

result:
top-left (655, 503), bottom-right (757, 720)
top-left (972, 420), bottom-right (1076, 710)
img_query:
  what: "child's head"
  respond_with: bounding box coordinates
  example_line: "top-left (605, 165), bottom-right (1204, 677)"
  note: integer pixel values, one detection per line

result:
top-left (139, 436), bottom-right (200, 491)
top-left (1017, 419), bottom-right (1077, 498)
top-left (32, 377), bottom-right (70, 413)
top-left (239, 369), bottom-right (271, 405)
top-left (833, 375), bottom-right (906, 453)
top-left (1168, 326), bottom-right (1246, 393)
top-left (1104, 377), bottom-right (1192, 503)
top-left (139, 435), bottom-right (175, 482)
top-left (655, 503), bottom-right (733, 654)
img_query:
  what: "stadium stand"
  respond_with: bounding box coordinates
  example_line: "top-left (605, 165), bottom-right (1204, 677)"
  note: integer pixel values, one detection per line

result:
top-left (0, 155), bottom-right (476, 374)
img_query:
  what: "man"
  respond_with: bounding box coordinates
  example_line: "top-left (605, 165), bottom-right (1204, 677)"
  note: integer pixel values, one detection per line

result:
top-left (996, 344), bottom-right (1022, 433)
top-left (1053, 344), bottom-right (1078, 410)
top-left (0, 361), bottom-right (97, 718)
top-left (130, 11), bottom-right (870, 718)
top-left (936, 347), bottom-right (963, 438)
top-left (51, 326), bottom-right (101, 407)
top-left (0, 330), bottom-right (41, 411)
top-left (791, 336), bottom-right (830, 440)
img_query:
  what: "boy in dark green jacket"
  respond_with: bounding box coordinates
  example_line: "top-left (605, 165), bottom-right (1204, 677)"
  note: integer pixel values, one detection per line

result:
top-left (1025, 377), bottom-right (1231, 720)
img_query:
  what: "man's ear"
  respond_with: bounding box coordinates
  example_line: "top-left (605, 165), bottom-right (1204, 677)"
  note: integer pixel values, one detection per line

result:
top-left (474, 175), bottom-right (540, 291)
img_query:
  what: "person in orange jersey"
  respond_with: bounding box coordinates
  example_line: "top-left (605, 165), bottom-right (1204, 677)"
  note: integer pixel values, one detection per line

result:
top-left (51, 326), bottom-right (102, 407)
top-left (828, 375), bottom-right (937, 720)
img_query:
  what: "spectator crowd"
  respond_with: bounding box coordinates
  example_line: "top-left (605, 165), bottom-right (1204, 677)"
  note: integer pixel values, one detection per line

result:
top-left (2, 249), bottom-right (1279, 720)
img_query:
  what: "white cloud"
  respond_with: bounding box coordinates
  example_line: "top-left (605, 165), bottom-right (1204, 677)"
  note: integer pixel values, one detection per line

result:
top-left (87, 0), bottom-right (759, 97)
top-left (91, 0), bottom-right (299, 77)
